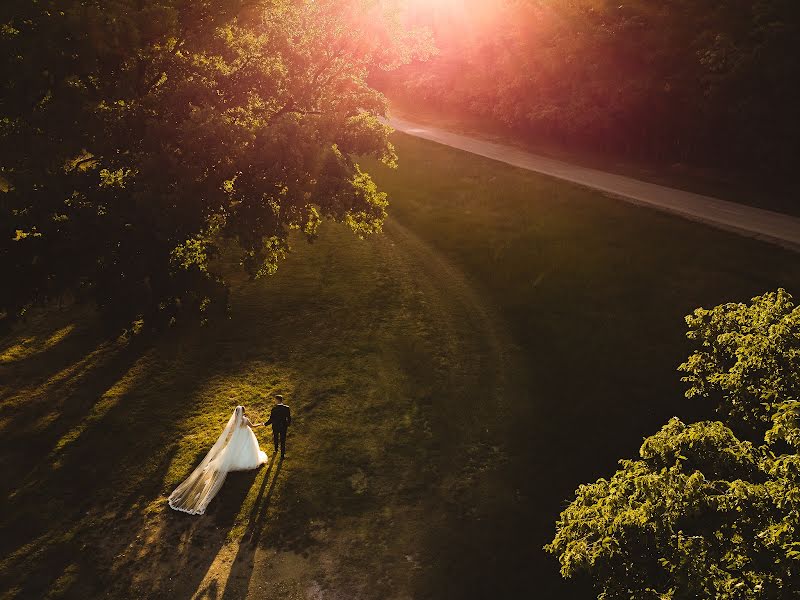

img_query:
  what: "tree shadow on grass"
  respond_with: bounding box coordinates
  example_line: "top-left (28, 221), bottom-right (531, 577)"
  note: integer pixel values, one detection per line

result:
top-left (4, 442), bottom-right (181, 600)
top-left (0, 335), bottom-right (153, 556)
top-left (0, 305), bottom-right (85, 365)
top-left (93, 466), bottom-right (264, 600)
top-left (0, 316), bottom-right (267, 599)
top-left (0, 308), bottom-right (115, 410)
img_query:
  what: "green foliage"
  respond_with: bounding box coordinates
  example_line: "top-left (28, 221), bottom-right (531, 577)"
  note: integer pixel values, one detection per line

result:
top-left (548, 290), bottom-right (800, 599)
top-left (548, 416), bottom-right (800, 599)
top-left (680, 288), bottom-right (800, 436)
top-left (0, 0), bottom-right (432, 328)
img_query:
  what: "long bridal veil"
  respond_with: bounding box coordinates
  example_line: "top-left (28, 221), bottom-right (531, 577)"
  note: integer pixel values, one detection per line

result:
top-left (168, 406), bottom-right (243, 515)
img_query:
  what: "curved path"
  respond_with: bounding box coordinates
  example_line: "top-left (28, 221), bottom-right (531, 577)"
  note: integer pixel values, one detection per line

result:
top-left (389, 116), bottom-right (800, 252)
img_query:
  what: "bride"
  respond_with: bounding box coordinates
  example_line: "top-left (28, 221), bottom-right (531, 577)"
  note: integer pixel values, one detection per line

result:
top-left (168, 405), bottom-right (268, 515)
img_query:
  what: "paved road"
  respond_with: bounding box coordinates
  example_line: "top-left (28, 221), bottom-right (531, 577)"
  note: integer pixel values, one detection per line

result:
top-left (389, 116), bottom-right (800, 252)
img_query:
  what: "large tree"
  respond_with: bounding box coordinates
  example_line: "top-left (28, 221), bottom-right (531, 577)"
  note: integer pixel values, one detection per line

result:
top-left (0, 0), bottom-right (431, 328)
top-left (547, 290), bottom-right (800, 599)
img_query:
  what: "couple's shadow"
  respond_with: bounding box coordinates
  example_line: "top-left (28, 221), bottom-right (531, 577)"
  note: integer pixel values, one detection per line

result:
top-left (242, 455), bottom-right (283, 545)
top-left (201, 456), bottom-right (283, 600)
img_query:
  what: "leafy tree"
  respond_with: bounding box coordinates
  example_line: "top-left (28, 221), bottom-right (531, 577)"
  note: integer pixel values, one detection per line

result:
top-left (0, 0), bottom-right (432, 328)
top-left (547, 290), bottom-right (800, 599)
top-left (680, 288), bottom-right (800, 437)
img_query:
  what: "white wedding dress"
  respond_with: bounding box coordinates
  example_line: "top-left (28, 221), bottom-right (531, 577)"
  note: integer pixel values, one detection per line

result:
top-left (168, 406), bottom-right (268, 515)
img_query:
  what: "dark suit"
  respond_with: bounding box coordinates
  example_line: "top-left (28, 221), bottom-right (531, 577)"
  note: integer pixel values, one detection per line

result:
top-left (265, 403), bottom-right (291, 456)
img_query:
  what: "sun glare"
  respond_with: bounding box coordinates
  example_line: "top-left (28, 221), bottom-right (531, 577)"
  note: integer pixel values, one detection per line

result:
top-left (401, 0), bottom-right (504, 38)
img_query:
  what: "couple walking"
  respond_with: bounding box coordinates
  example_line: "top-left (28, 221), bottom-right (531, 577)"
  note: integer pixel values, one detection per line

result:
top-left (167, 395), bottom-right (291, 515)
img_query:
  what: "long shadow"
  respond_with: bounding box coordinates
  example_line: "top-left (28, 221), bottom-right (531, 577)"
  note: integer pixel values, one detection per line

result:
top-left (6, 443), bottom-right (180, 600)
top-left (219, 457), bottom-right (283, 600)
top-left (81, 392), bottom-right (265, 596)
top-left (0, 336), bottom-right (152, 554)
top-left (0, 322), bottom-right (261, 598)
top-left (0, 308), bottom-right (110, 405)
top-left (101, 467), bottom-right (262, 600)
top-left (245, 459), bottom-right (281, 544)
top-left (0, 304), bottom-right (82, 360)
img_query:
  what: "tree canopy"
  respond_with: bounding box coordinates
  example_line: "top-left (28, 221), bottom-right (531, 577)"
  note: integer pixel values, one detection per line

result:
top-left (680, 288), bottom-right (800, 437)
top-left (0, 0), bottom-right (431, 328)
top-left (547, 290), bottom-right (800, 599)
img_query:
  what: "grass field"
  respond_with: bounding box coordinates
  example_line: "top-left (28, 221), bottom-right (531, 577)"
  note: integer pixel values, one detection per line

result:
top-left (388, 97), bottom-right (800, 217)
top-left (2, 132), bottom-right (800, 599)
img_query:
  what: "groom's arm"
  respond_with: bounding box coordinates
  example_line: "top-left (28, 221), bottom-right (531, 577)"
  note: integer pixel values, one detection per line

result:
top-left (286, 407), bottom-right (292, 427)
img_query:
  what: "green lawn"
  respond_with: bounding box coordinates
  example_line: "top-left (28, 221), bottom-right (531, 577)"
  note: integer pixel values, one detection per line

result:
top-left (2, 132), bottom-right (799, 599)
top-left (388, 97), bottom-right (800, 217)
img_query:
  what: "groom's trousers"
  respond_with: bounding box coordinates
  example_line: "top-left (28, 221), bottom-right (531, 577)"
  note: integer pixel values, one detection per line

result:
top-left (273, 427), bottom-right (287, 456)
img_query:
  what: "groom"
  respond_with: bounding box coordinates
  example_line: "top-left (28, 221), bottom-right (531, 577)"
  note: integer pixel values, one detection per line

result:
top-left (265, 394), bottom-right (291, 459)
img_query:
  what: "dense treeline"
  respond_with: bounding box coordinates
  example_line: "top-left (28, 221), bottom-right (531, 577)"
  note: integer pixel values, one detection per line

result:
top-left (383, 0), bottom-right (800, 174)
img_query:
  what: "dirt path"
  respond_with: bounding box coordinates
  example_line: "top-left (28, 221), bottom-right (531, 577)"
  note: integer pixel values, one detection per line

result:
top-left (389, 116), bottom-right (800, 252)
